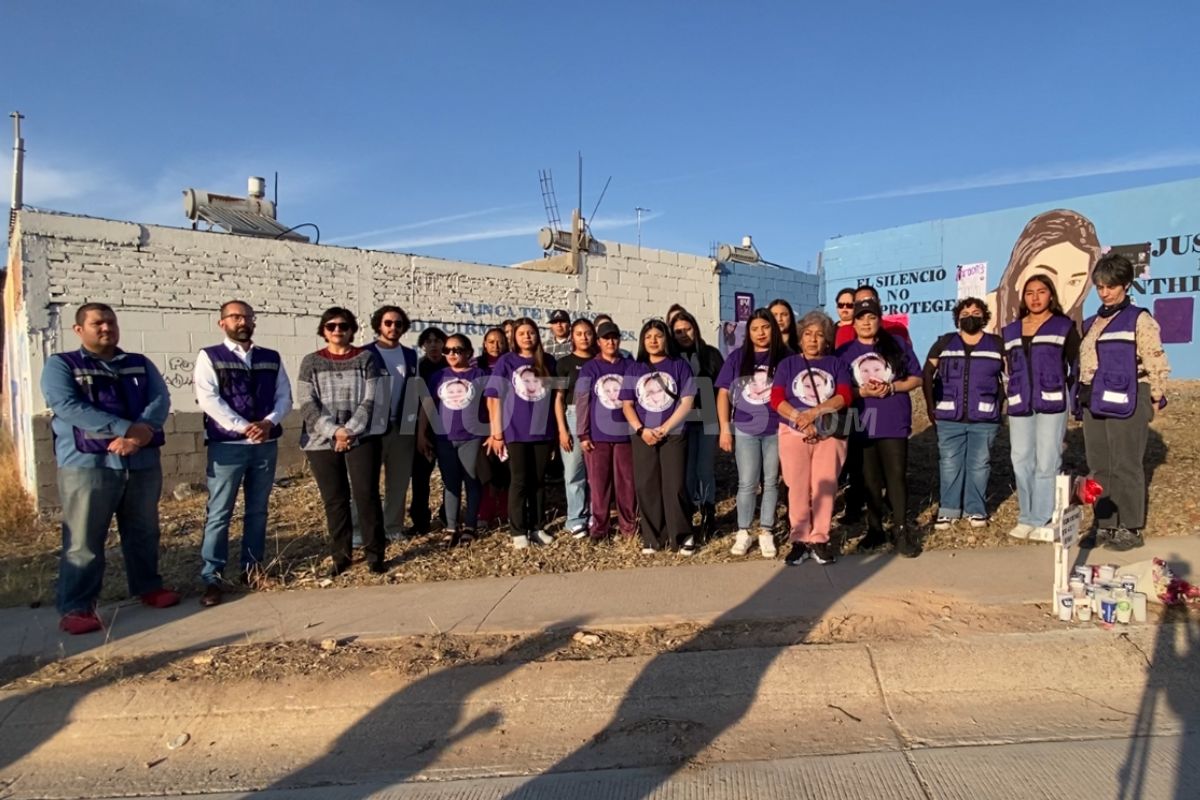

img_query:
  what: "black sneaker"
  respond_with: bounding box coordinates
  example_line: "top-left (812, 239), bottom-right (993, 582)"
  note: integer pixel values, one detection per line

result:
top-left (858, 528), bottom-right (888, 551)
top-left (811, 542), bottom-right (839, 564)
top-left (894, 526), bottom-right (922, 559)
top-left (785, 543), bottom-right (810, 565)
top-left (1106, 527), bottom-right (1144, 552)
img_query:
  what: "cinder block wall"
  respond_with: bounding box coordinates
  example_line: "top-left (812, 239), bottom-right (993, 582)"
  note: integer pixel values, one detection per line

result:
top-left (4, 212), bottom-right (720, 510)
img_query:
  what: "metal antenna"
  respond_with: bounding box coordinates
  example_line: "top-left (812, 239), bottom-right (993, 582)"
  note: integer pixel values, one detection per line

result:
top-left (635, 206), bottom-right (651, 247)
top-left (577, 151), bottom-right (583, 217)
top-left (539, 169), bottom-right (562, 232)
top-left (9, 111), bottom-right (25, 238)
top-left (588, 176), bottom-right (612, 226)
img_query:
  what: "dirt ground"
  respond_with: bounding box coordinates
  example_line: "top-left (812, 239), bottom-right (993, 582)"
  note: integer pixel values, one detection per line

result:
top-left (2, 381), bottom-right (1197, 609)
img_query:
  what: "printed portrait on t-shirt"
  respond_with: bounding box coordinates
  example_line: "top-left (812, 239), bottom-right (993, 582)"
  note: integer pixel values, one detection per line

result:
top-left (635, 371), bottom-right (676, 413)
top-left (437, 377), bottom-right (474, 411)
top-left (793, 368), bottom-right (834, 407)
top-left (850, 353), bottom-right (894, 389)
top-left (738, 365), bottom-right (773, 406)
top-left (512, 365), bottom-right (547, 402)
top-left (595, 374), bottom-right (624, 411)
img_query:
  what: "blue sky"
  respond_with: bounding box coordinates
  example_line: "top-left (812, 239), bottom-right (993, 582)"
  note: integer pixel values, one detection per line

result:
top-left (4, 1), bottom-right (1199, 269)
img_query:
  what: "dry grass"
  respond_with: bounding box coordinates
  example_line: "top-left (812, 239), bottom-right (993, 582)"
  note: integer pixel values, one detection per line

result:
top-left (2, 381), bottom-right (1198, 609)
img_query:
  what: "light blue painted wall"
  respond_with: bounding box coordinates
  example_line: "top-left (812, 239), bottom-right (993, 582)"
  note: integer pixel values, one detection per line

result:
top-left (718, 261), bottom-right (821, 320)
top-left (820, 177), bottom-right (1200, 377)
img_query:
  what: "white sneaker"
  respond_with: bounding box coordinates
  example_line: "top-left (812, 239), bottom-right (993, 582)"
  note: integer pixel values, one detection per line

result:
top-left (968, 515), bottom-right (989, 529)
top-left (730, 530), bottom-right (752, 555)
top-left (680, 536), bottom-right (696, 556)
top-left (570, 524), bottom-right (589, 540)
top-left (512, 535), bottom-right (530, 550)
top-left (641, 547), bottom-right (657, 555)
top-left (759, 533), bottom-right (778, 558)
top-left (934, 516), bottom-right (954, 531)
top-left (1028, 526), bottom-right (1055, 542)
top-left (1007, 524), bottom-right (1033, 540)
top-left (534, 529), bottom-right (554, 545)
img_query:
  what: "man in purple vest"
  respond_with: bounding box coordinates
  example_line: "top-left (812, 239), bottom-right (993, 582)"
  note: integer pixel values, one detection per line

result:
top-left (40, 303), bottom-right (179, 635)
top-left (362, 305), bottom-right (420, 541)
top-left (193, 300), bottom-right (293, 607)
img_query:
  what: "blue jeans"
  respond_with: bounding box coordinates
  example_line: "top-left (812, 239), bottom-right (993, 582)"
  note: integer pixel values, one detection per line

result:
top-left (1008, 412), bottom-right (1067, 527)
top-left (937, 421), bottom-right (998, 519)
top-left (200, 441), bottom-right (279, 585)
top-left (57, 466), bottom-right (164, 614)
top-left (733, 432), bottom-right (779, 530)
top-left (436, 437), bottom-right (483, 531)
top-left (685, 424), bottom-right (717, 506)
top-left (560, 406), bottom-right (589, 530)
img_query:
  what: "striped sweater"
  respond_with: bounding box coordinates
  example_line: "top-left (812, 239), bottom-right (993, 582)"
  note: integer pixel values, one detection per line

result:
top-left (298, 348), bottom-right (391, 450)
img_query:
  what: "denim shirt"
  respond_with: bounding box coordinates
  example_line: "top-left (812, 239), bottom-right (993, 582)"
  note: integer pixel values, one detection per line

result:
top-left (41, 347), bottom-right (171, 470)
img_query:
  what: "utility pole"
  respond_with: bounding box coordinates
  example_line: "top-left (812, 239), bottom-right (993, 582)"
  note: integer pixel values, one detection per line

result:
top-left (635, 206), bottom-right (651, 248)
top-left (10, 111), bottom-right (25, 238)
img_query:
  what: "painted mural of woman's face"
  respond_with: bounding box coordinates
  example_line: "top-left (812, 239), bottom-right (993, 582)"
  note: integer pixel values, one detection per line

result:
top-left (1015, 241), bottom-right (1091, 315)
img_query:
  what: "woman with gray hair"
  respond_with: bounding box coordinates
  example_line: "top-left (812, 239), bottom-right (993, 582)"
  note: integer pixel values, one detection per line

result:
top-left (770, 310), bottom-right (854, 565)
top-left (1077, 252), bottom-right (1170, 551)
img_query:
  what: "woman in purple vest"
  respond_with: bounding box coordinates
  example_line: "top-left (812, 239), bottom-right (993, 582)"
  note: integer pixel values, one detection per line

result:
top-left (1002, 276), bottom-right (1081, 541)
top-left (835, 298), bottom-right (924, 558)
top-left (1077, 253), bottom-right (1171, 551)
top-left (298, 307), bottom-right (391, 576)
top-left (717, 309), bottom-right (789, 558)
top-left (576, 320), bottom-right (637, 540)
top-left (419, 334), bottom-right (489, 547)
top-left (622, 319), bottom-right (698, 554)
top-left (923, 297), bottom-right (1005, 532)
top-left (484, 317), bottom-right (557, 549)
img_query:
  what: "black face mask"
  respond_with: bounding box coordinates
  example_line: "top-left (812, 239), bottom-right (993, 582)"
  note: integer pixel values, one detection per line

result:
top-left (959, 316), bottom-right (985, 335)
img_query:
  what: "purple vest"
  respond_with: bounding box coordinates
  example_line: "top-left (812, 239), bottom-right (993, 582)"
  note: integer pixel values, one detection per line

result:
top-left (55, 350), bottom-right (165, 453)
top-left (933, 333), bottom-right (1003, 423)
top-left (1082, 306), bottom-right (1146, 420)
top-left (202, 345), bottom-right (284, 442)
top-left (1003, 315), bottom-right (1074, 416)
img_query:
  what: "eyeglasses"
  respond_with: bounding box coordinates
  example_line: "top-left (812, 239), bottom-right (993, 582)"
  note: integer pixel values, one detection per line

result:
top-left (837, 303), bottom-right (854, 309)
top-left (222, 313), bottom-right (255, 321)
top-left (381, 319), bottom-right (403, 328)
top-left (324, 322), bottom-right (351, 332)
top-left (444, 347), bottom-right (471, 355)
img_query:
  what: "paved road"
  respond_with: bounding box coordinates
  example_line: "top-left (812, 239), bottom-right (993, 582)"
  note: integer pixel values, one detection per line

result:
top-left (126, 736), bottom-right (1199, 799)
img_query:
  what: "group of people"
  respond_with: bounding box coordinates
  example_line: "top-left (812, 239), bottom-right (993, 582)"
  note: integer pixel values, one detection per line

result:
top-left (42, 250), bottom-right (1169, 635)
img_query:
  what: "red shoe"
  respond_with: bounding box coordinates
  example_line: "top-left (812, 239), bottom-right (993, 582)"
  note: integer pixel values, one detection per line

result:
top-left (59, 610), bottom-right (103, 635)
top-left (140, 588), bottom-right (181, 609)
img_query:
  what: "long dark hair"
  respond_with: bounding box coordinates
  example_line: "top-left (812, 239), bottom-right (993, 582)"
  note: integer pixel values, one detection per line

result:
top-left (670, 310), bottom-right (710, 354)
top-left (636, 319), bottom-right (678, 363)
top-left (476, 326), bottom-right (509, 371)
top-left (997, 209), bottom-right (1100, 329)
top-left (1018, 274), bottom-right (1065, 318)
top-left (570, 318), bottom-right (599, 357)
top-left (512, 316), bottom-right (551, 377)
top-left (738, 308), bottom-right (789, 378)
top-left (768, 298), bottom-right (800, 353)
top-left (856, 309), bottom-right (910, 377)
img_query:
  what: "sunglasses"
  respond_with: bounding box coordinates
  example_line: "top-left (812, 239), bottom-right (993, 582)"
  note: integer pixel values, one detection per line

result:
top-left (380, 319), bottom-right (403, 328)
top-left (444, 347), bottom-right (471, 355)
top-left (837, 302), bottom-right (854, 309)
top-left (324, 322), bottom-right (351, 332)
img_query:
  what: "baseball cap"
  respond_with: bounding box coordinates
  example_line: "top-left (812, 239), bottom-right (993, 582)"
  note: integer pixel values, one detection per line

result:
top-left (852, 298), bottom-right (883, 319)
top-left (596, 321), bottom-right (620, 339)
top-left (549, 309), bottom-right (570, 323)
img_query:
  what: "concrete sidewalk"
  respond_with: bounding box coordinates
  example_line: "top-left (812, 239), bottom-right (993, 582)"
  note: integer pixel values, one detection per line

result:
top-left (3, 535), bottom-right (1198, 663)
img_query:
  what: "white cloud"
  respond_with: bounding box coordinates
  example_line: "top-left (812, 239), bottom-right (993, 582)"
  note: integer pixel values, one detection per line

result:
top-left (325, 203), bottom-right (535, 244)
top-left (359, 210), bottom-right (663, 251)
top-left (830, 150), bottom-right (1200, 202)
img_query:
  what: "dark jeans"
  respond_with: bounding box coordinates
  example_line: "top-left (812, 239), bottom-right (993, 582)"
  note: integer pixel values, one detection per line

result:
top-left (57, 466), bottom-right (164, 614)
top-left (307, 439), bottom-right (385, 567)
top-left (1083, 383), bottom-right (1153, 530)
top-left (435, 437), bottom-right (483, 531)
top-left (631, 433), bottom-right (691, 550)
top-left (861, 437), bottom-right (909, 536)
top-left (841, 437), bottom-right (866, 519)
top-left (409, 447), bottom-right (436, 533)
top-left (508, 441), bottom-right (552, 535)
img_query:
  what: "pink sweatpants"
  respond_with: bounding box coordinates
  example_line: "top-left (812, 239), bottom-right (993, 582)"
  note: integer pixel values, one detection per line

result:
top-left (778, 425), bottom-right (847, 544)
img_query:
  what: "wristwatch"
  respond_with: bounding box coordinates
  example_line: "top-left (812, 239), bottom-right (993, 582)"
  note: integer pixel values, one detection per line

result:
top-left (635, 426), bottom-right (646, 438)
